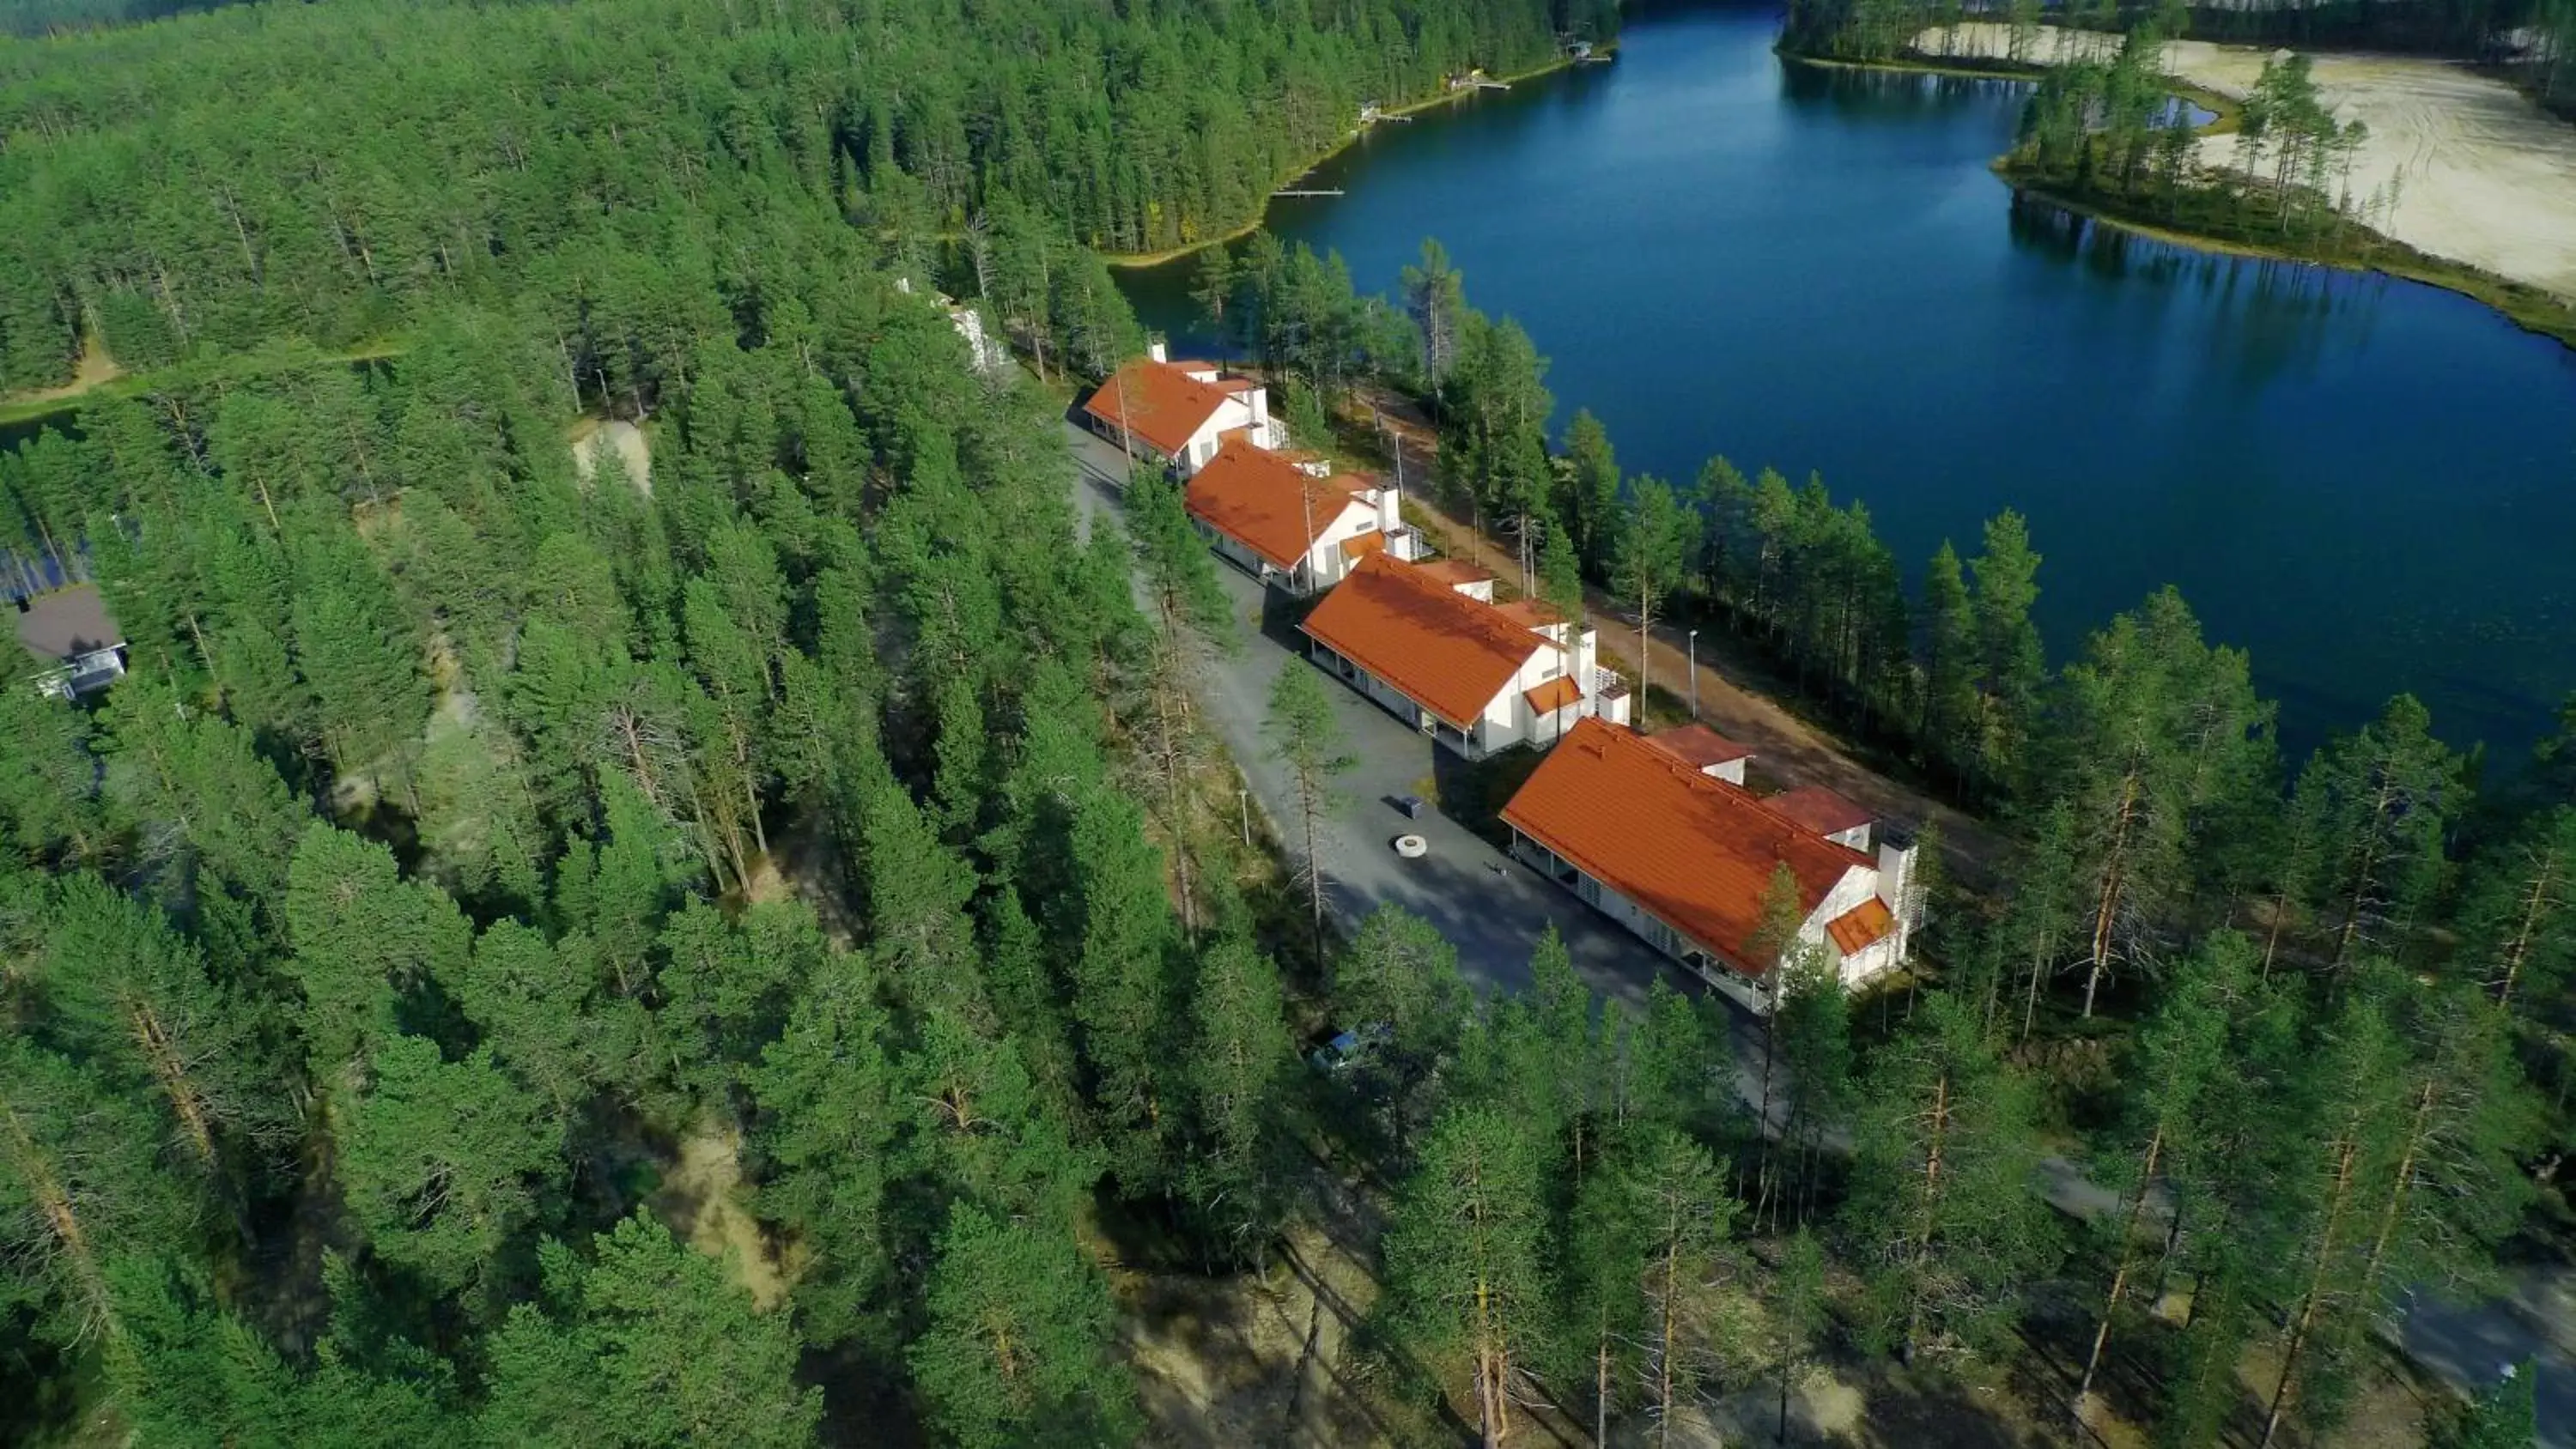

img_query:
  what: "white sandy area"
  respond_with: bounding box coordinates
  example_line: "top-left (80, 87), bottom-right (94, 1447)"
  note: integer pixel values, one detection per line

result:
top-left (1917, 22), bottom-right (2576, 297)
top-left (568, 415), bottom-right (653, 493)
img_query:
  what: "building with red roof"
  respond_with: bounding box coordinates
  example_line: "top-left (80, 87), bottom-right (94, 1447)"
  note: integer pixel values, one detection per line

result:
top-left (1766, 784), bottom-right (1876, 851)
top-left (1078, 343), bottom-right (1276, 476)
top-left (1642, 723), bottom-right (1755, 785)
top-left (1184, 436), bottom-right (1421, 595)
top-left (1297, 555), bottom-right (1628, 757)
top-left (1501, 718), bottom-right (1914, 1011)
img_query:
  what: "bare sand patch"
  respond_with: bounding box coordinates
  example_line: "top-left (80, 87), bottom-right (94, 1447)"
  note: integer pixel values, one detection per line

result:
top-left (647, 1123), bottom-right (801, 1311)
top-left (569, 415), bottom-right (653, 494)
top-left (1917, 23), bottom-right (2576, 299)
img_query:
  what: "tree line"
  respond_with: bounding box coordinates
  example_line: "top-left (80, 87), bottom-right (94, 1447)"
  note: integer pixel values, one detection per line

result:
top-left (1780, 0), bottom-right (2576, 112)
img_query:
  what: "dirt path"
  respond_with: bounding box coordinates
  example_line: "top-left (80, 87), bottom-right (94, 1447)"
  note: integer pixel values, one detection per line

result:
top-left (1355, 397), bottom-right (2012, 891)
top-left (1917, 23), bottom-right (2576, 299)
top-left (0, 331), bottom-right (123, 417)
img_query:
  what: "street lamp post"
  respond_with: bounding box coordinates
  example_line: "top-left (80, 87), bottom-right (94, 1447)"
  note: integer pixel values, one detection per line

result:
top-left (1687, 628), bottom-right (1699, 720)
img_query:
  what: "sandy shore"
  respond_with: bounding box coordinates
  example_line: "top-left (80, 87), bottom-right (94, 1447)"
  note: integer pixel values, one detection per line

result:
top-left (1917, 22), bottom-right (2576, 300)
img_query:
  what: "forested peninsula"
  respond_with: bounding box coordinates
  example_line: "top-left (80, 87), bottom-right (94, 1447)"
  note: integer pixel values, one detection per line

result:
top-left (1, 1), bottom-right (2569, 1447)
top-left (1777, 0), bottom-right (2576, 347)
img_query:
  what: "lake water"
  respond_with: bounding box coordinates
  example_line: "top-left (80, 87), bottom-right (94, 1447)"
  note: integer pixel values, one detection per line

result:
top-left (1118, 3), bottom-right (2576, 761)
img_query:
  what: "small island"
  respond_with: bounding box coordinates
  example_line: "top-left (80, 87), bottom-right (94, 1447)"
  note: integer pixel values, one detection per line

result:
top-left (1781, 7), bottom-right (2576, 346)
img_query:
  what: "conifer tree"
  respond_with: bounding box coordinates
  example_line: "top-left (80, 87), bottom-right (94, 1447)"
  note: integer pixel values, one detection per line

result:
top-left (0, 1039), bottom-right (197, 1347)
top-left (2074, 930), bottom-right (2248, 1413)
top-left (1916, 540), bottom-right (1979, 779)
top-left (2293, 694), bottom-right (2464, 976)
top-left (1610, 475), bottom-right (1692, 710)
top-left (35, 875), bottom-right (277, 1190)
top-left (1967, 511), bottom-right (2044, 802)
top-left (744, 949), bottom-right (898, 1348)
top-left (337, 1034), bottom-right (565, 1311)
top-left (907, 1203), bottom-right (1142, 1449)
top-left (1843, 992), bottom-right (2057, 1362)
top-left (1624, 1125), bottom-right (1747, 1445)
top-left (1558, 408), bottom-right (1621, 577)
top-left (1183, 935), bottom-right (1299, 1263)
top-left (479, 1213), bottom-right (820, 1449)
top-left (1382, 1103), bottom-right (1555, 1449)
top-left (1267, 662), bottom-right (1354, 955)
top-left (283, 822), bottom-right (470, 1082)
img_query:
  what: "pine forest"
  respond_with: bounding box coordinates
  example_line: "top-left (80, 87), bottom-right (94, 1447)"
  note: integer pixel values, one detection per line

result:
top-left (0, 0), bottom-right (2566, 1446)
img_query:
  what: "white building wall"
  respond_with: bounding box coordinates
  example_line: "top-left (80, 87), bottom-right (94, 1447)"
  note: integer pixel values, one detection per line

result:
top-left (1801, 864), bottom-right (1909, 989)
top-left (1511, 834), bottom-right (1774, 1014)
top-left (1174, 394), bottom-right (1263, 476)
top-left (1298, 498), bottom-right (1390, 591)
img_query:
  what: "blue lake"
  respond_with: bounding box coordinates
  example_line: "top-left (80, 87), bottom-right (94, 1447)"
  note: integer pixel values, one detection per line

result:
top-left (1119, 3), bottom-right (2576, 761)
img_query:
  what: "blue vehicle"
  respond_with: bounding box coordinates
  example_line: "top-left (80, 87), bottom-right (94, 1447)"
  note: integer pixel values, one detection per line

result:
top-left (1307, 1022), bottom-right (1393, 1073)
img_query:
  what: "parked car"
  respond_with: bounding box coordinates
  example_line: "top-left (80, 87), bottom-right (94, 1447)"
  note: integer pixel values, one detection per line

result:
top-left (1307, 1022), bottom-right (1393, 1073)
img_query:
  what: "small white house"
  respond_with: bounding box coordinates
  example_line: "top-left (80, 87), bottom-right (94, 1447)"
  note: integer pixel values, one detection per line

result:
top-left (15, 584), bottom-right (125, 701)
top-left (1297, 555), bottom-right (1624, 758)
top-left (1503, 718), bottom-right (1915, 1013)
top-left (1184, 436), bottom-right (1424, 595)
top-left (1080, 343), bottom-right (1277, 476)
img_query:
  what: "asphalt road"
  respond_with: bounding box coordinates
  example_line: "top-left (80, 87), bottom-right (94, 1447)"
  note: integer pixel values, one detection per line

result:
top-left (1064, 420), bottom-right (2567, 1443)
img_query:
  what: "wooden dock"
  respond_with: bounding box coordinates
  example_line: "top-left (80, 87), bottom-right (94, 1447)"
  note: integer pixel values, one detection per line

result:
top-left (1273, 189), bottom-right (1346, 197)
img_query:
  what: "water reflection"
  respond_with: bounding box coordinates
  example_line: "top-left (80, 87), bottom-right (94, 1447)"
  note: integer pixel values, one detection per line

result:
top-left (2005, 193), bottom-right (2392, 393)
top-left (1777, 58), bottom-right (2031, 119)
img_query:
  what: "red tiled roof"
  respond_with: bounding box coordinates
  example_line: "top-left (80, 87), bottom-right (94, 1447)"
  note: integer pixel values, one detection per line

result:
top-left (1645, 724), bottom-right (1753, 769)
top-left (1769, 785), bottom-right (1874, 840)
top-left (1341, 530), bottom-right (1389, 561)
top-left (1524, 675), bottom-right (1583, 715)
top-left (1300, 555), bottom-right (1547, 728)
top-left (1502, 718), bottom-right (1872, 975)
top-left (1186, 438), bottom-right (1371, 571)
top-left (1827, 898), bottom-right (1896, 955)
top-left (1083, 359), bottom-right (1235, 456)
top-left (1494, 599), bottom-right (1563, 629)
top-left (1416, 558), bottom-right (1494, 590)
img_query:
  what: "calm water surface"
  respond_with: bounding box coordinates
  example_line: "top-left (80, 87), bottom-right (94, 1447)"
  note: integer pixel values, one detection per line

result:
top-left (1120, 4), bottom-right (2576, 760)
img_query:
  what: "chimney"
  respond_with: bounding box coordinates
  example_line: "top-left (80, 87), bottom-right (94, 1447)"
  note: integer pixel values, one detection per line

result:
top-left (1146, 338), bottom-right (1168, 364)
top-left (1875, 828), bottom-right (1919, 959)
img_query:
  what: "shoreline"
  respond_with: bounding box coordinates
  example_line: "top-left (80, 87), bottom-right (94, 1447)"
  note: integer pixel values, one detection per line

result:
top-left (1102, 48), bottom-right (1608, 270)
top-left (1781, 32), bottom-right (2576, 350)
top-left (1996, 171), bottom-right (2576, 349)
